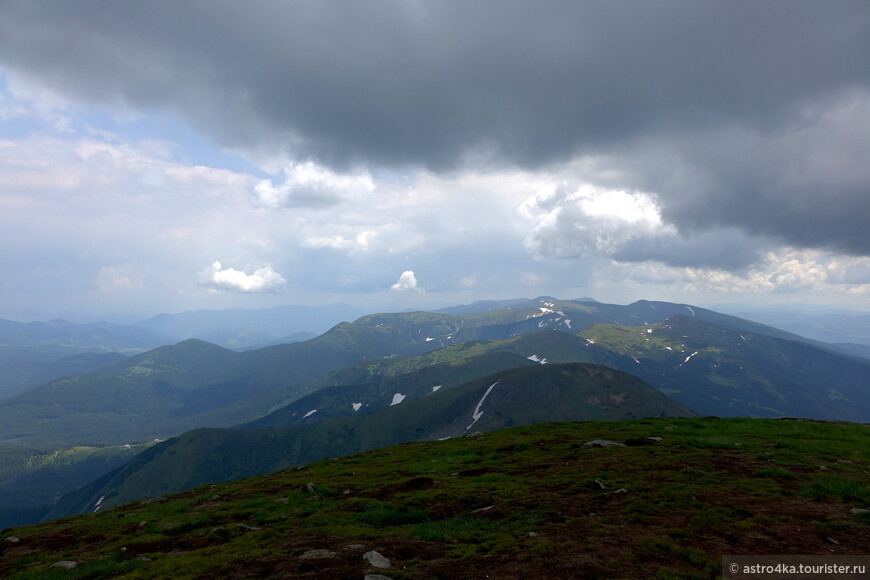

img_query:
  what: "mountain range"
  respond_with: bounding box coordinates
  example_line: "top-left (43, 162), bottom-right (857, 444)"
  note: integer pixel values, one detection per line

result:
top-left (0, 296), bottom-right (868, 529)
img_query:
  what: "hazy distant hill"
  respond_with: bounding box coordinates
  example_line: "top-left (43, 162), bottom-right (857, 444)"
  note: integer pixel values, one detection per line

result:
top-left (135, 303), bottom-right (366, 349)
top-left (0, 317), bottom-right (168, 399)
top-left (48, 362), bottom-right (695, 518)
top-left (0, 317), bottom-right (171, 353)
top-left (0, 349), bottom-right (127, 400)
top-left (728, 308), bottom-right (870, 347)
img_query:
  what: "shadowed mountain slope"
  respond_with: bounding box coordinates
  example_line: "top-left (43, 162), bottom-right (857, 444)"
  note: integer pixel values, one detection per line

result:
top-left (48, 363), bottom-right (694, 518)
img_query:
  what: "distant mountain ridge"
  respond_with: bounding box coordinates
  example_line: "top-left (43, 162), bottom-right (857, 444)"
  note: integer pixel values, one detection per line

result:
top-left (135, 303), bottom-right (367, 349)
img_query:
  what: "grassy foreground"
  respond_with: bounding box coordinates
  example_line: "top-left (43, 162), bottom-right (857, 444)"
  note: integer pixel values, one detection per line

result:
top-left (1, 417), bottom-right (869, 579)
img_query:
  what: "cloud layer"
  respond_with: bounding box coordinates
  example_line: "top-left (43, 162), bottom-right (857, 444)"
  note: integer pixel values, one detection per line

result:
top-left (0, 2), bottom-right (868, 314)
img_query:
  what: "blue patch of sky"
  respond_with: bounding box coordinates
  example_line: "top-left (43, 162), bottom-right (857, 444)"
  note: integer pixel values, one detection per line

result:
top-left (0, 73), bottom-right (266, 177)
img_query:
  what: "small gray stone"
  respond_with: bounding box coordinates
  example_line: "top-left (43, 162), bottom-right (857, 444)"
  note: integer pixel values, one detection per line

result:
top-left (4, 536), bottom-right (20, 543)
top-left (583, 440), bottom-right (625, 447)
top-left (849, 507), bottom-right (870, 514)
top-left (646, 436), bottom-right (664, 442)
top-left (137, 556), bottom-right (153, 562)
top-left (302, 482), bottom-right (316, 493)
top-left (363, 550), bottom-right (391, 569)
top-left (364, 575), bottom-right (395, 580)
top-left (51, 561), bottom-right (78, 569)
top-left (343, 543), bottom-right (366, 551)
top-left (237, 524), bottom-right (262, 531)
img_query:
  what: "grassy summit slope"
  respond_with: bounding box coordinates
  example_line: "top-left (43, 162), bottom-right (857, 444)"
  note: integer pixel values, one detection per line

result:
top-left (2, 418), bottom-right (868, 579)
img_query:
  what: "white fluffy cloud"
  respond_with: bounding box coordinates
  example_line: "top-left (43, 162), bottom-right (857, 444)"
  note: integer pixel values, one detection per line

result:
top-left (199, 261), bottom-right (287, 293)
top-left (520, 182), bottom-right (765, 271)
top-left (391, 270), bottom-right (422, 292)
top-left (254, 161), bottom-right (375, 209)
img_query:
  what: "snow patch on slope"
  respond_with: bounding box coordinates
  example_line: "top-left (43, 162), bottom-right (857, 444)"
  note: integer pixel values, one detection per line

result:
top-left (466, 381), bottom-right (500, 431)
top-left (390, 393), bottom-right (406, 406)
top-left (303, 409), bottom-right (317, 418)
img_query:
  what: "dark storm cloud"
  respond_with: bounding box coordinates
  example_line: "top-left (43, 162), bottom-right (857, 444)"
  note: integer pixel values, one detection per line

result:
top-left (1, 0), bottom-right (868, 257)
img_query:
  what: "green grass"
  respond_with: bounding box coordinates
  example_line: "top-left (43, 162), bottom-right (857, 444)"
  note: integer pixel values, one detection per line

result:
top-left (1, 417), bottom-right (868, 579)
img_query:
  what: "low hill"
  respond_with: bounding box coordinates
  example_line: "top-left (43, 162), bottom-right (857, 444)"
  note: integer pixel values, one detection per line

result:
top-left (5, 418), bottom-right (869, 579)
top-left (48, 363), bottom-right (694, 518)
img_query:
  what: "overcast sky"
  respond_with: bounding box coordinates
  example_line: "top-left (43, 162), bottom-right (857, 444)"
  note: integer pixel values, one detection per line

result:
top-left (1, 0), bottom-right (868, 319)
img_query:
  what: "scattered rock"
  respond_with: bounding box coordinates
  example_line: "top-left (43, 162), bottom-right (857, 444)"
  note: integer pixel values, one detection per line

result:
top-left (612, 488), bottom-right (629, 494)
top-left (50, 561), bottom-right (78, 569)
top-left (299, 549), bottom-right (337, 560)
top-left (209, 494), bottom-right (220, 501)
top-left (734, 443), bottom-right (743, 447)
top-left (583, 440), bottom-right (625, 447)
top-left (238, 524), bottom-right (262, 531)
top-left (364, 575), bottom-right (395, 580)
top-left (466, 431), bottom-right (485, 439)
top-left (120, 546), bottom-right (127, 552)
top-left (302, 482), bottom-right (316, 493)
top-left (140, 496), bottom-right (167, 505)
top-left (818, 465), bottom-right (831, 470)
top-left (4, 536), bottom-right (20, 544)
top-left (343, 544), bottom-right (366, 551)
top-left (849, 507), bottom-right (870, 514)
top-left (764, 443), bottom-right (776, 448)
top-left (646, 436), bottom-right (664, 442)
top-left (138, 521), bottom-right (148, 527)
top-left (827, 536), bottom-right (840, 545)
top-left (363, 550), bottom-right (391, 569)
top-left (472, 505), bottom-right (495, 513)
top-left (137, 556), bottom-right (153, 562)
top-left (528, 532), bottom-right (539, 537)
top-left (448, 472), bottom-right (459, 476)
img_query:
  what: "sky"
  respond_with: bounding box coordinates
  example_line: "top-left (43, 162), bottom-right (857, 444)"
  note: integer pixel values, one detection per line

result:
top-left (0, 1), bottom-right (869, 319)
